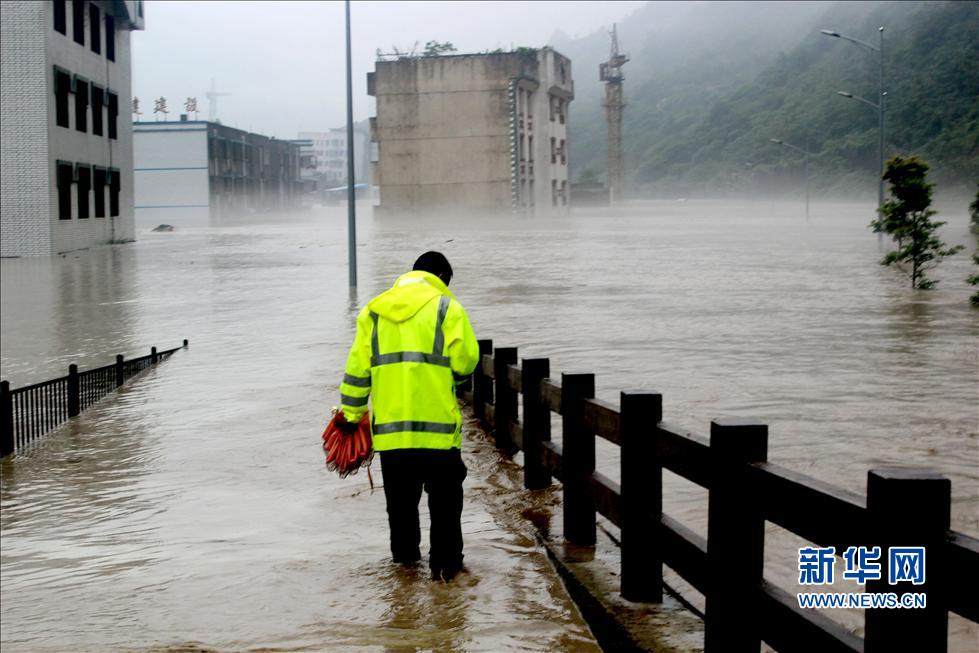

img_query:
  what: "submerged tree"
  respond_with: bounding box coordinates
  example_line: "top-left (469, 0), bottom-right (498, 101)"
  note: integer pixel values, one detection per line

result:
top-left (877, 156), bottom-right (963, 289)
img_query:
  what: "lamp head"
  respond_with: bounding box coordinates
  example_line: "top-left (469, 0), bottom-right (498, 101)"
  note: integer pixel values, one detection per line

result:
top-left (837, 91), bottom-right (853, 98)
top-left (821, 29), bottom-right (840, 37)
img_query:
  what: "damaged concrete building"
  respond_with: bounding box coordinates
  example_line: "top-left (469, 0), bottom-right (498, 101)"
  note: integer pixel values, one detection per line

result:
top-left (367, 48), bottom-right (573, 216)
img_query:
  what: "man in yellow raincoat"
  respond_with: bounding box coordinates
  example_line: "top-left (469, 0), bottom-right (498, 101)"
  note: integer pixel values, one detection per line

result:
top-left (339, 251), bottom-right (479, 581)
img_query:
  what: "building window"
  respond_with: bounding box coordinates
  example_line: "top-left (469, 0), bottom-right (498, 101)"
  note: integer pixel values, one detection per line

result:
top-left (54, 68), bottom-right (70, 127)
top-left (89, 3), bottom-right (100, 53)
top-left (72, 0), bottom-right (84, 46)
top-left (561, 180), bottom-right (568, 206)
top-left (105, 15), bottom-right (115, 61)
top-left (91, 85), bottom-right (104, 135)
top-left (54, 0), bottom-right (67, 34)
top-left (76, 165), bottom-right (90, 219)
top-left (109, 168), bottom-right (120, 216)
top-left (560, 139), bottom-right (566, 165)
top-left (107, 92), bottom-right (118, 139)
top-left (57, 162), bottom-right (73, 219)
top-left (74, 76), bottom-right (88, 132)
top-left (551, 180), bottom-right (558, 207)
top-left (549, 96), bottom-right (555, 122)
top-left (93, 167), bottom-right (106, 217)
top-left (550, 137), bottom-right (556, 164)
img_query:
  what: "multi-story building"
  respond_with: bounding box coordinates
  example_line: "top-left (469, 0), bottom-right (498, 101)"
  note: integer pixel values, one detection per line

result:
top-left (296, 127), bottom-right (369, 189)
top-left (133, 118), bottom-right (302, 223)
top-left (1, 0), bottom-right (144, 256)
top-left (367, 47), bottom-right (573, 216)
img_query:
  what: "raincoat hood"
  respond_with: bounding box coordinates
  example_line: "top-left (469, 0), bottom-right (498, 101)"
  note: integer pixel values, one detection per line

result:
top-left (367, 270), bottom-right (455, 323)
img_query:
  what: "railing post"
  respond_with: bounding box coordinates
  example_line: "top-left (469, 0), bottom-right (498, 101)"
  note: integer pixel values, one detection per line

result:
top-left (115, 354), bottom-right (124, 387)
top-left (704, 418), bottom-right (768, 653)
top-left (1, 381), bottom-right (13, 457)
top-left (562, 372), bottom-right (596, 546)
top-left (521, 358), bottom-right (551, 490)
top-left (493, 347), bottom-right (518, 452)
top-left (473, 339), bottom-right (493, 422)
top-left (67, 364), bottom-right (80, 418)
top-left (620, 390), bottom-right (663, 603)
top-left (151, 346), bottom-right (158, 364)
top-left (864, 469), bottom-right (950, 653)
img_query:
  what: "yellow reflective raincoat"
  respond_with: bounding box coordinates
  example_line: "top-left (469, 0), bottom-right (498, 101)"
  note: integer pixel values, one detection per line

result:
top-left (339, 270), bottom-right (479, 451)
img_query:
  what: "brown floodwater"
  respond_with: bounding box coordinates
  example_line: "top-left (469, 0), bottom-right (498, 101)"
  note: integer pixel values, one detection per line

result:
top-left (1, 200), bottom-right (977, 651)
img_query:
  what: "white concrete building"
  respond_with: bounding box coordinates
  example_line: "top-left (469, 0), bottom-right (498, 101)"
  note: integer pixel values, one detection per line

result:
top-left (296, 127), bottom-right (369, 189)
top-left (1, 0), bottom-right (144, 257)
top-left (133, 119), bottom-right (302, 225)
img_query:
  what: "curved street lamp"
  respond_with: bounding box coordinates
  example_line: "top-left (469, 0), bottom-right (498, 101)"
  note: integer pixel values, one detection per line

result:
top-left (769, 138), bottom-right (815, 220)
top-left (822, 26), bottom-right (885, 242)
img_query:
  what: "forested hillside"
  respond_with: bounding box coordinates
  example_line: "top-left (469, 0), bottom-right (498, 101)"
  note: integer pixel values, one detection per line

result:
top-left (552, 1), bottom-right (978, 198)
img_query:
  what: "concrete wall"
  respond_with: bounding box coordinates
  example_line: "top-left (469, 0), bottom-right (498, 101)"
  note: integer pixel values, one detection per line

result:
top-left (0, 1), bottom-right (51, 256)
top-left (134, 126), bottom-right (209, 225)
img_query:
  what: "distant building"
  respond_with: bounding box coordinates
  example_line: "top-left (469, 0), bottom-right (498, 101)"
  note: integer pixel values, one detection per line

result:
top-left (133, 119), bottom-right (302, 223)
top-left (367, 48), bottom-right (573, 216)
top-left (1, 0), bottom-right (144, 257)
top-left (296, 127), bottom-right (369, 189)
top-left (289, 138), bottom-right (318, 193)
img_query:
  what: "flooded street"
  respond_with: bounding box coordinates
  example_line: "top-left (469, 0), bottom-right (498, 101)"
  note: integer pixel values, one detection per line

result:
top-left (2, 200), bottom-right (977, 651)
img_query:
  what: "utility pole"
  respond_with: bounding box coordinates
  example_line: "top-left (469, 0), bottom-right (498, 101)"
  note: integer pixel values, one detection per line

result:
top-left (205, 78), bottom-right (230, 123)
top-left (600, 24), bottom-right (628, 206)
top-left (345, 0), bottom-right (357, 288)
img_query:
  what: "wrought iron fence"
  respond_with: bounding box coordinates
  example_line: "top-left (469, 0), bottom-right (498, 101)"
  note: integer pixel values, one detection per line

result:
top-left (1, 340), bottom-right (188, 457)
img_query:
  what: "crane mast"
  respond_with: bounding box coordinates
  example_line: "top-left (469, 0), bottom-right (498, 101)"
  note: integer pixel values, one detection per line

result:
top-left (600, 25), bottom-right (628, 205)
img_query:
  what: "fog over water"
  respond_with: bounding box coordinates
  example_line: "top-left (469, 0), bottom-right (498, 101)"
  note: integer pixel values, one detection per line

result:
top-left (1, 201), bottom-right (976, 650)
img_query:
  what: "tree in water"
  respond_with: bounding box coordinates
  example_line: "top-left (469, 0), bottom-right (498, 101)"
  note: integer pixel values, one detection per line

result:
top-left (968, 183), bottom-right (979, 305)
top-left (877, 156), bottom-right (963, 289)
top-left (423, 41), bottom-right (457, 57)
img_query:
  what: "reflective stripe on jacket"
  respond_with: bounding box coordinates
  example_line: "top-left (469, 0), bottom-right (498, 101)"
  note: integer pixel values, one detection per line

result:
top-left (339, 270), bottom-right (479, 451)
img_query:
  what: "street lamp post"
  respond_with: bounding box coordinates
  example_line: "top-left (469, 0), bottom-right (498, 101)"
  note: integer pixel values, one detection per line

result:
top-left (821, 27), bottom-right (885, 245)
top-left (769, 138), bottom-right (814, 220)
top-left (345, 0), bottom-right (357, 288)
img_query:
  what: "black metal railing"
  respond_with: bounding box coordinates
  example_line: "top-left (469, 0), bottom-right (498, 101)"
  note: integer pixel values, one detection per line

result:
top-left (1, 340), bottom-right (188, 457)
top-left (461, 339), bottom-right (979, 653)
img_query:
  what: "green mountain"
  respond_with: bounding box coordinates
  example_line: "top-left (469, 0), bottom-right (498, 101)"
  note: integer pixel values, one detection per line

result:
top-left (552, 1), bottom-right (979, 198)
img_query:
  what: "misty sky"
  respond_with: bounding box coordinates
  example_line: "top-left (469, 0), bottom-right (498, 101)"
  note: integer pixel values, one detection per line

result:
top-left (131, 0), bottom-right (645, 138)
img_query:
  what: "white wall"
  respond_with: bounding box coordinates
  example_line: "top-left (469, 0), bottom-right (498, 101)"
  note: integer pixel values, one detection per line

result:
top-left (0, 1), bottom-right (52, 256)
top-left (133, 127), bottom-right (210, 226)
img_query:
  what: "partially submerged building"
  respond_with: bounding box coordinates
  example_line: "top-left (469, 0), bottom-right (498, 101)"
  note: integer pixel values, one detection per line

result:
top-left (367, 48), bottom-right (573, 216)
top-left (133, 119), bottom-right (302, 223)
top-left (1, 0), bottom-right (144, 256)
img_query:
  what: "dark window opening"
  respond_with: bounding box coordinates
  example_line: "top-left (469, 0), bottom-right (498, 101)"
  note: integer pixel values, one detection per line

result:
top-left (109, 169), bottom-right (120, 216)
top-left (54, 0), bottom-right (67, 34)
top-left (91, 85), bottom-right (104, 135)
top-left (74, 77), bottom-right (88, 132)
top-left (138, 1), bottom-right (143, 18)
top-left (105, 15), bottom-right (115, 61)
top-left (72, 0), bottom-right (84, 45)
top-left (93, 168), bottom-right (106, 217)
top-left (76, 165), bottom-right (91, 219)
top-left (54, 68), bottom-right (70, 127)
top-left (107, 92), bottom-right (118, 139)
top-left (89, 3), bottom-right (100, 53)
top-left (57, 162), bottom-right (73, 219)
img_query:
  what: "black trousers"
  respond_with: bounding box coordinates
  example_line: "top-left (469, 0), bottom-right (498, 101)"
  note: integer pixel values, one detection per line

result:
top-left (379, 448), bottom-right (467, 572)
